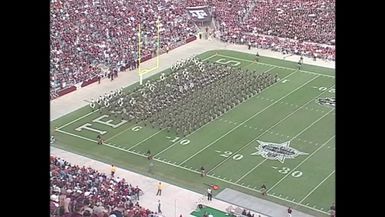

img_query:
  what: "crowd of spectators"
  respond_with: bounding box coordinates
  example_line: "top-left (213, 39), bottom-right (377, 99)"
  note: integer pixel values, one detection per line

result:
top-left (50, 156), bottom-right (158, 217)
top-left (51, 0), bottom-right (335, 99)
top-left (186, 0), bottom-right (335, 61)
top-left (50, 0), bottom-right (198, 97)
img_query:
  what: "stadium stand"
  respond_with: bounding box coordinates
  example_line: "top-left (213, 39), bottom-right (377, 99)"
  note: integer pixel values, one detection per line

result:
top-left (50, 0), bottom-right (198, 99)
top-left (50, 0), bottom-right (335, 100)
top-left (50, 156), bottom-right (157, 217)
top-left (186, 0), bottom-right (335, 60)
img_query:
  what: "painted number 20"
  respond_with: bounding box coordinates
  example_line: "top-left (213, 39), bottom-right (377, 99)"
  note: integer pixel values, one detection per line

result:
top-left (278, 167), bottom-right (303, 178)
top-left (220, 151), bottom-right (243, 160)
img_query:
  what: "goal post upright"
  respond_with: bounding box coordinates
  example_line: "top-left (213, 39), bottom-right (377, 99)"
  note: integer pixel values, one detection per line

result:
top-left (138, 23), bottom-right (142, 84)
top-left (137, 18), bottom-right (161, 86)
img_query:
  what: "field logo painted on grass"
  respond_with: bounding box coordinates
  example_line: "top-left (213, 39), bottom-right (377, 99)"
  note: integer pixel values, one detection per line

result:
top-left (251, 140), bottom-right (308, 163)
top-left (316, 97), bottom-right (335, 108)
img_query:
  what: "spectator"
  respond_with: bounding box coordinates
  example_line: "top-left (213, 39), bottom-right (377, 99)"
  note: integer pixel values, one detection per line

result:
top-left (111, 165), bottom-right (116, 177)
top-left (156, 182), bottom-right (163, 196)
top-left (50, 0), bottom-right (198, 99)
top-left (50, 156), bottom-right (154, 217)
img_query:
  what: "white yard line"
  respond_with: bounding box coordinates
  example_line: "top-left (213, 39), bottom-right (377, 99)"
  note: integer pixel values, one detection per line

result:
top-left (56, 109), bottom-right (99, 130)
top-left (299, 170), bottom-right (335, 204)
top-left (56, 129), bottom-right (99, 143)
top-left (217, 54), bottom-right (335, 78)
top-left (154, 65), bottom-right (292, 158)
top-left (127, 130), bottom-right (165, 151)
top-left (267, 135), bottom-right (335, 192)
top-left (178, 74), bottom-right (320, 165)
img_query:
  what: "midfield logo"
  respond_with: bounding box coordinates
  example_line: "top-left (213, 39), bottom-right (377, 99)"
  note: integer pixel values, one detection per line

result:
top-left (251, 140), bottom-right (308, 163)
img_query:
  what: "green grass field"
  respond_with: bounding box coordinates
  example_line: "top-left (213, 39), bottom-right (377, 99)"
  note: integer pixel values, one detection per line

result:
top-left (51, 50), bottom-right (335, 217)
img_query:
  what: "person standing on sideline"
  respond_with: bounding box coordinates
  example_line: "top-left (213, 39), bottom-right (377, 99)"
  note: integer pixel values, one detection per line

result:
top-left (287, 207), bottom-right (292, 217)
top-left (260, 184), bottom-right (267, 196)
top-left (157, 200), bottom-right (162, 213)
top-left (97, 134), bottom-right (103, 145)
top-left (248, 41), bottom-right (251, 50)
top-left (200, 166), bottom-right (205, 177)
top-left (111, 165), bottom-right (116, 177)
top-left (156, 182), bottom-right (163, 196)
top-left (207, 187), bottom-right (212, 201)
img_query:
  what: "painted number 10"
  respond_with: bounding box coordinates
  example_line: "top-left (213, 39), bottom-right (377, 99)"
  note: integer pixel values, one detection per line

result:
top-left (169, 137), bottom-right (190, 145)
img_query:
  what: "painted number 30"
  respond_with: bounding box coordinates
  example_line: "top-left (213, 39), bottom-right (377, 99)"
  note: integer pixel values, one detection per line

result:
top-left (278, 167), bottom-right (303, 178)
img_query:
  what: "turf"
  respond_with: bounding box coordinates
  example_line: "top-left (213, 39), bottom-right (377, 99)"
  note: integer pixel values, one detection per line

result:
top-left (51, 50), bottom-right (335, 217)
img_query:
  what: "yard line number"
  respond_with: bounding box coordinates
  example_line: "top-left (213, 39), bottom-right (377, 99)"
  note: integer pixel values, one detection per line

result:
top-left (219, 151), bottom-right (243, 161)
top-left (277, 167), bottom-right (303, 178)
top-left (167, 136), bottom-right (191, 145)
top-left (317, 87), bottom-right (335, 93)
top-left (131, 126), bottom-right (142, 132)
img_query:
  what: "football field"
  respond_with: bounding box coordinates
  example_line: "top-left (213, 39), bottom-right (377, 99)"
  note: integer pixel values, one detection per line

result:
top-left (51, 50), bottom-right (335, 217)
